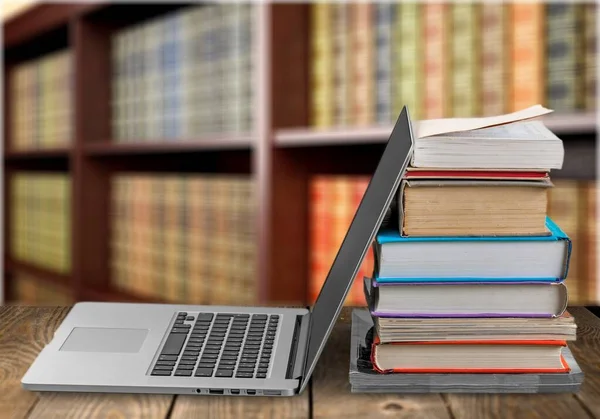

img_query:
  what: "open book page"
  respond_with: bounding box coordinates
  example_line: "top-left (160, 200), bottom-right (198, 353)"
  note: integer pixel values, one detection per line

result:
top-left (414, 105), bottom-right (553, 138)
top-left (421, 121), bottom-right (561, 141)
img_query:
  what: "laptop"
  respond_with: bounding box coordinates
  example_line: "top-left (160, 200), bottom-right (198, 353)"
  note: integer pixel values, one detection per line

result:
top-left (21, 107), bottom-right (413, 397)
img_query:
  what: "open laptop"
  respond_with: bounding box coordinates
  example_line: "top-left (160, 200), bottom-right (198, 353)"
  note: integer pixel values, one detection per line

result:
top-left (22, 107), bottom-right (413, 397)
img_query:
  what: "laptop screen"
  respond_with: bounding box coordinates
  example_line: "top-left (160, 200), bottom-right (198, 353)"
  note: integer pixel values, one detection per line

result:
top-left (300, 107), bottom-right (413, 391)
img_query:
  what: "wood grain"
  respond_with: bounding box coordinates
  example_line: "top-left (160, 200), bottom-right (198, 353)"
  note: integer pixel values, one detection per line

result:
top-left (28, 393), bottom-right (172, 419)
top-left (0, 306), bottom-right (70, 418)
top-left (312, 308), bottom-right (452, 419)
top-left (567, 307), bottom-right (600, 418)
top-left (446, 307), bottom-right (600, 419)
top-left (170, 394), bottom-right (309, 419)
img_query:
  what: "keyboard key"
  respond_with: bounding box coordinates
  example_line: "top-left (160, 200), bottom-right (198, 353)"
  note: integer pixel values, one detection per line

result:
top-left (203, 349), bottom-right (221, 354)
top-left (154, 365), bottom-right (174, 371)
top-left (151, 370), bottom-right (172, 376)
top-left (186, 344), bottom-right (202, 349)
top-left (156, 360), bottom-right (176, 366)
top-left (256, 373), bottom-right (267, 378)
top-left (159, 355), bottom-right (178, 362)
top-left (175, 370), bottom-right (193, 377)
top-left (235, 314), bottom-right (250, 319)
top-left (197, 313), bottom-right (213, 321)
top-left (160, 334), bottom-right (186, 356)
top-left (202, 353), bottom-right (219, 359)
top-left (239, 363), bottom-right (256, 369)
top-left (252, 314), bottom-right (268, 320)
top-left (216, 370), bottom-right (234, 377)
top-left (219, 359), bottom-right (237, 365)
top-left (186, 316), bottom-right (194, 321)
top-left (195, 368), bottom-right (213, 377)
top-left (271, 315), bottom-right (279, 320)
top-left (179, 312), bottom-right (188, 317)
top-left (198, 362), bottom-right (216, 368)
top-left (223, 350), bottom-right (240, 357)
top-left (177, 364), bottom-right (195, 370)
top-left (258, 363), bottom-right (269, 369)
top-left (179, 360), bottom-right (197, 365)
top-left (183, 351), bottom-right (200, 357)
top-left (221, 355), bottom-right (238, 361)
top-left (174, 320), bottom-right (184, 325)
top-left (257, 368), bottom-right (268, 373)
top-left (218, 364), bottom-right (235, 370)
top-left (182, 356), bottom-right (199, 362)
top-left (236, 372), bottom-right (254, 378)
top-left (171, 328), bottom-right (190, 334)
top-left (237, 368), bottom-right (255, 374)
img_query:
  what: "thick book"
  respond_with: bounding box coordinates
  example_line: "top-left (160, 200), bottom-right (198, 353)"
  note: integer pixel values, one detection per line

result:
top-left (374, 312), bottom-right (577, 343)
top-left (404, 168), bottom-right (549, 180)
top-left (398, 178), bottom-right (552, 237)
top-left (371, 338), bottom-right (570, 374)
top-left (364, 277), bottom-right (569, 318)
top-left (374, 217), bottom-right (571, 282)
top-left (412, 120), bottom-right (564, 170)
top-left (349, 309), bottom-right (584, 393)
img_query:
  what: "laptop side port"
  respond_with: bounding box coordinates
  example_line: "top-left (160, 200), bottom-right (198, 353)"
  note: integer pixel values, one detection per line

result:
top-left (209, 389), bottom-right (224, 395)
top-left (264, 390), bottom-right (281, 396)
top-left (230, 389), bottom-right (240, 395)
top-left (246, 389), bottom-right (256, 395)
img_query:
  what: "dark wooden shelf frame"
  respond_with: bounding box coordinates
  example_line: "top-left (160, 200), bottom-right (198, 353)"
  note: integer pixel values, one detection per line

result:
top-left (5, 258), bottom-right (71, 289)
top-left (2, 3), bottom-right (597, 306)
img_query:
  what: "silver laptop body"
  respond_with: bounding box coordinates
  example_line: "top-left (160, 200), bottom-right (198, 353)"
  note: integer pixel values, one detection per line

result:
top-left (21, 108), bottom-right (413, 397)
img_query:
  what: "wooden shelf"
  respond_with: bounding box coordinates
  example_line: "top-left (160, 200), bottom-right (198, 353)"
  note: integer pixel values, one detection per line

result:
top-left (5, 258), bottom-right (70, 289)
top-left (84, 137), bottom-right (255, 156)
top-left (275, 112), bottom-right (597, 147)
top-left (4, 148), bottom-right (71, 161)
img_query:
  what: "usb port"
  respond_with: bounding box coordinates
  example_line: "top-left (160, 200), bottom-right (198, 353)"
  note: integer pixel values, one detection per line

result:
top-left (246, 390), bottom-right (256, 395)
top-left (230, 389), bottom-right (240, 395)
top-left (209, 389), bottom-right (224, 395)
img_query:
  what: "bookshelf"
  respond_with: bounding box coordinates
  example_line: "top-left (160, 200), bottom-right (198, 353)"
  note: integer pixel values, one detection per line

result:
top-left (2, 4), bottom-right (597, 306)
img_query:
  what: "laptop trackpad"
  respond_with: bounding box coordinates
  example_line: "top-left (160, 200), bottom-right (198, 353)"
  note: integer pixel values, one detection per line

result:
top-left (60, 327), bottom-right (149, 353)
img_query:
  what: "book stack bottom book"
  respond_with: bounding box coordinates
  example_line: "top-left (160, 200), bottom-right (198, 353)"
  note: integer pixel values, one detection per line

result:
top-left (349, 309), bottom-right (583, 393)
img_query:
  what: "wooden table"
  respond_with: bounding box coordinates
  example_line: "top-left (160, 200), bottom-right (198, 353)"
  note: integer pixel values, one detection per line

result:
top-left (1, 306), bottom-right (600, 419)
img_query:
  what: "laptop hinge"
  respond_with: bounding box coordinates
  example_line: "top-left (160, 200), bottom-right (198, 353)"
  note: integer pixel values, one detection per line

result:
top-left (287, 312), bottom-right (311, 379)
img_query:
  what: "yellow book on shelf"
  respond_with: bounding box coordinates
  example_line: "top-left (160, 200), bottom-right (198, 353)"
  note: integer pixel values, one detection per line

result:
top-left (450, 3), bottom-right (481, 117)
top-left (311, 3), bottom-right (334, 128)
top-left (394, 2), bottom-right (422, 120)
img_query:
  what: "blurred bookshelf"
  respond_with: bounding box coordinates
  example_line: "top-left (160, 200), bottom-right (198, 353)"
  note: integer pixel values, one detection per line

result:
top-left (2, 3), bottom-right (598, 308)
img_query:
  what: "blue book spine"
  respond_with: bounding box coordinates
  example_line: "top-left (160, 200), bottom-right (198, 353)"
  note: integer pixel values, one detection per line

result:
top-left (375, 3), bottom-right (393, 124)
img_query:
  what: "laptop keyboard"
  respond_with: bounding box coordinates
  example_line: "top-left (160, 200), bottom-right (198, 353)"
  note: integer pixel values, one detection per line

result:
top-left (150, 312), bottom-right (279, 379)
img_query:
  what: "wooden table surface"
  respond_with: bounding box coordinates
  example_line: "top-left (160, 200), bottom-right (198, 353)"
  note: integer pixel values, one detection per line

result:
top-left (1, 305), bottom-right (600, 419)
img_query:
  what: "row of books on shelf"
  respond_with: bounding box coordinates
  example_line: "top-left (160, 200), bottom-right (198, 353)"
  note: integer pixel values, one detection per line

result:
top-left (310, 176), bottom-right (598, 307)
top-left (8, 271), bottom-right (72, 305)
top-left (111, 174), bottom-right (257, 304)
top-left (10, 173), bottom-right (71, 274)
top-left (9, 51), bottom-right (72, 150)
top-left (311, 3), bottom-right (597, 128)
top-left (112, 3), bottom-right (255, 141)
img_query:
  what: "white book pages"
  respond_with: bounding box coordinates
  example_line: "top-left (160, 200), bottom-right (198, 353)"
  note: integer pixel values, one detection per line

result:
top-left (414, 104), bottom-right (553, 138)
top-left (420, 121), bottom-right (561, 142)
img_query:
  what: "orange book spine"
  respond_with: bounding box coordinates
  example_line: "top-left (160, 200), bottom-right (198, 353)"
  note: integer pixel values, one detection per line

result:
top-left (423, 3), bottom-right (449, 119)
top-left (510, 2), bottom-right (545, 111)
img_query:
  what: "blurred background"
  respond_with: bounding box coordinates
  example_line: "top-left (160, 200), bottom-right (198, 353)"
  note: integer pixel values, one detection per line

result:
top-left (2, 2), bottom-right (598, 308)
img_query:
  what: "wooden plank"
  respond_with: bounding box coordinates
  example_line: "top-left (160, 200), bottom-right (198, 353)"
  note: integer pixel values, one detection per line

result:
top-left (568, 307), bottom-right (600, 418)
top-left (312, 308), bottom-right (452, 419)
top-left (446, 307), bottom-right (599, 419)
top-left (0, 306), bottom-right (70, 418)
top-left (28, 393), bottom-right (172, 419)
top-left (169, 395), bottom-right (309, 419)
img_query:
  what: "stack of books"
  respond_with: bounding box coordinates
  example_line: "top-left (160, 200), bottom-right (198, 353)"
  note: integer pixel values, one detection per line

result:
top-left (354, 106), bottom-right (583, 393)
top-left (111, 174), bottom-right (256, 305)
top-left (10, 173), bottom-right (71, 274)
top-left (9, 50), bottom-right (72, 150)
